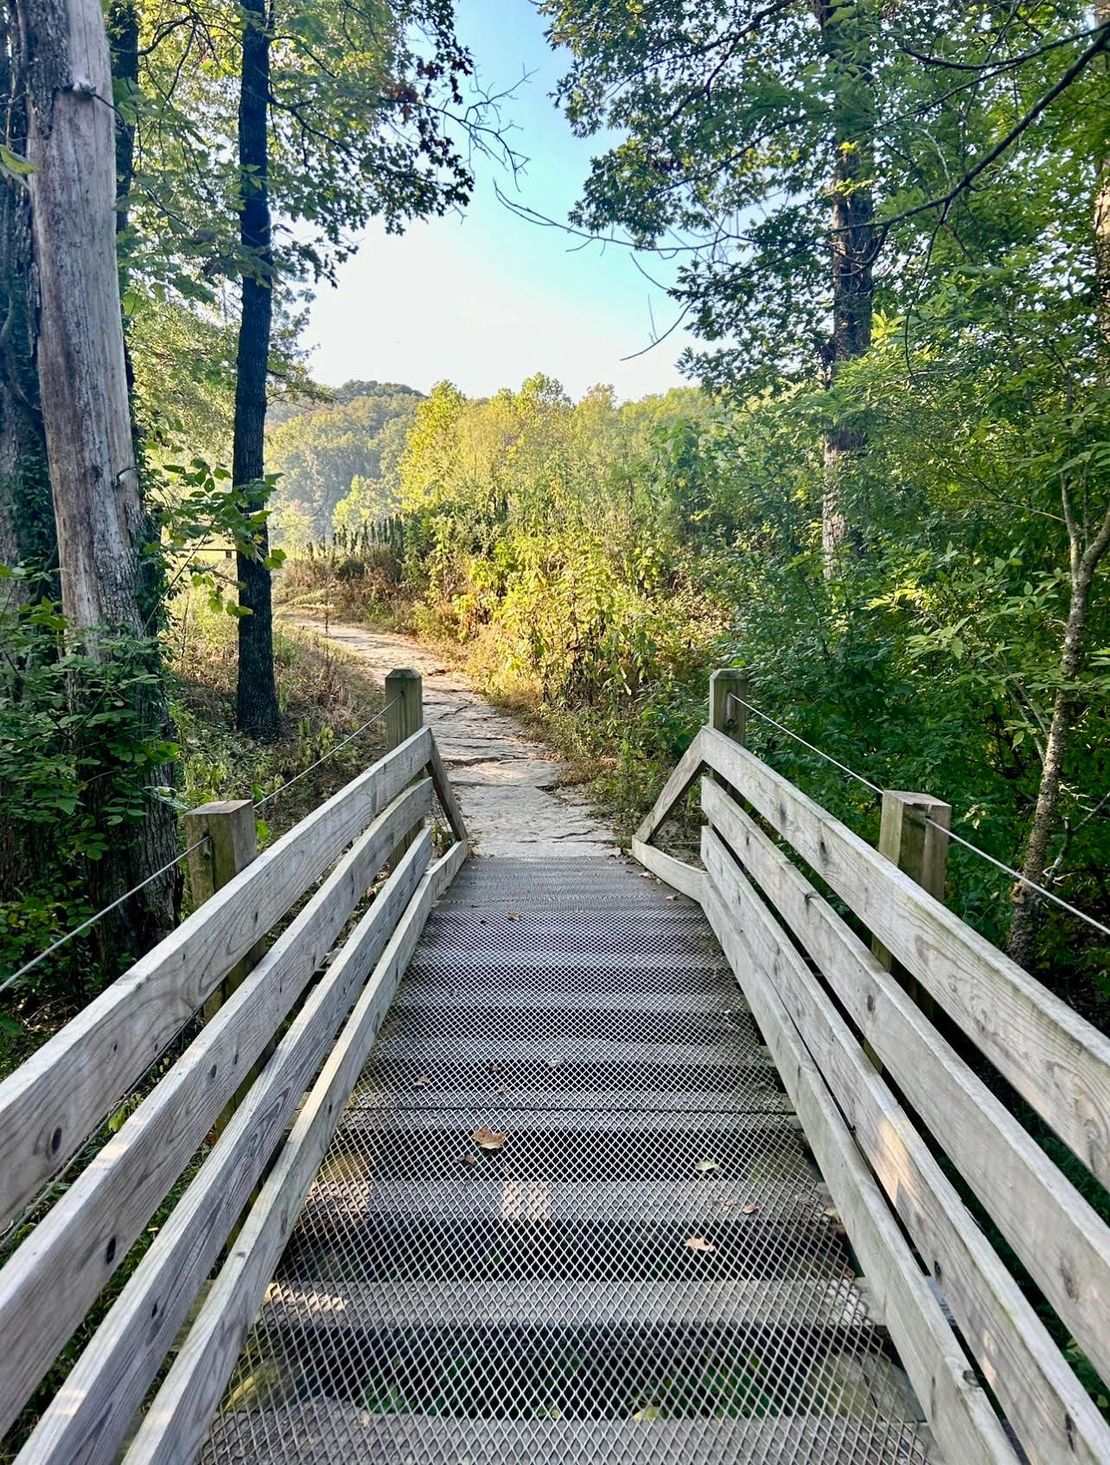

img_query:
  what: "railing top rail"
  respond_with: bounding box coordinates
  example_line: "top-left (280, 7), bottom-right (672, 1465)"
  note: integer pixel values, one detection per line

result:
top-left (638, 722), bottom-right (1110, 1188)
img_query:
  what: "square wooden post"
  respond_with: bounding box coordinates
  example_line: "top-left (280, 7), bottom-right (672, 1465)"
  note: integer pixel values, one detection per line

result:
top-left (183, 800), bottom-right (261, 1101)
top-left (709, 668), bottom-right (749, 745)
top-left (385, 667), bottom-right (424, 750)
top-left (385, 667), bottom-right (424, 855)
top-left (869, 790), bottom-right (951, 1063)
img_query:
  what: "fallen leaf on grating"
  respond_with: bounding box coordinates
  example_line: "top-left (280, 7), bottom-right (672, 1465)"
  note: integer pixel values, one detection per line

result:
top-left (506, 910), bottom-right (519, 921)
top-left (740, 1203), bottom-right (759, 1215)
top-left (695, 1159), bottom-right (719, 1175)
top-left (413, 1075), bottom-right (431, 1089)
top-left (823, 1206), bottom-right (841, 1222)
top-left (684, 1236), bottom-right (716, 1254)
top-left (459, 1153), bottom-right (479, 1168)
top-left (473, 1126), bottom-right (508, 1151)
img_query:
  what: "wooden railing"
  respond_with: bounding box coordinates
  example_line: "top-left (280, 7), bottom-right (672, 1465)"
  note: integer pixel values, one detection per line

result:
top-left (634, 672), bottom-right (1110, 1465)
top-left (0, 670), bottom-right (467, 1464)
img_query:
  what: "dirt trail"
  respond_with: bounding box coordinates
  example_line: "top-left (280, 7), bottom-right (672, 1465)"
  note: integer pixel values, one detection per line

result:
top-left (287, 617), bottom-right (614, 858)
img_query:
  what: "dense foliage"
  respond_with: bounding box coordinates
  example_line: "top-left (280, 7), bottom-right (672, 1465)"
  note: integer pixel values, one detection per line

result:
top-left (285, 337), bottom-right (1109, 1016)
top-left (267, 381), bottom-right (423, 544)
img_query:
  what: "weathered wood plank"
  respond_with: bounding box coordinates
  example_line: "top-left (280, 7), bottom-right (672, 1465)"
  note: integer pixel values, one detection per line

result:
top-left (18, 834), bottom-right (433, 1465)
top-left (124, 839), bottom-right (466, 1465)
top-left (0, 779), bottom-right (432, 1441)
top-left (701, 728), bottom-right (1110, 1186)
top-left (701, 805), bottom-right (1110, 1465)
top-left (630, 838), bottom-right (705, 901)
top-left (700, 843), bottom-right (1013, 1465)
top-left (0, 726), bottom-right (433, 1229)
top-left (427, 734), bottom-right (469, 844)
top-left (704, 779), bottom-right (1110, 1400)
top-left (633, 729), bottom-right (708, 845)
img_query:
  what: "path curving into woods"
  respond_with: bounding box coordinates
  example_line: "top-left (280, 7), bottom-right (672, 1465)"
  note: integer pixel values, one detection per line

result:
top-left (285, 616), bottom-right (614, 858)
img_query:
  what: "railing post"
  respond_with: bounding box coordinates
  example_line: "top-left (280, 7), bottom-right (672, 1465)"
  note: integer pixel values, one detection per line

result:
top-left (385, 667), bottom-right (424, 855)
top-left (385, 667), bottom-right (423, 752)
top-left (183, 799), bottom-right (259, 1027)
top-left (709, 668), bottom-right (749, 744)
top-left (872, 790), bottom-right (951, 1032)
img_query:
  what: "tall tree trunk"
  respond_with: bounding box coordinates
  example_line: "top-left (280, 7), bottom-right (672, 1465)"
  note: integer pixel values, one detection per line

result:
top-left (1007, 4), bottom-right (1110, 969)
top-left (233, 0), bottom-right (280, 740)
top-left (0, 4), bottom-right (52, 578)
top-left (17, 0), bottom-right (177, 951)
top-left (1006, 507), bottom-right (1110, 970)
top-left (107, 0), bottom-right (138, 401)
top-left (816, 0), bottom-right (875, 573)
top-left (106, 0), bottom-right (136, 238)
top-left (1095, 0), bottom-right (1110, 350)
top-left (0, 8), bottom-right (54, 908)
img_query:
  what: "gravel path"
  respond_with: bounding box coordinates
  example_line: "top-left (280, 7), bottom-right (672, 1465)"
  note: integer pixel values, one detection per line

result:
top-left (286, 617), bottom-right (614, 858)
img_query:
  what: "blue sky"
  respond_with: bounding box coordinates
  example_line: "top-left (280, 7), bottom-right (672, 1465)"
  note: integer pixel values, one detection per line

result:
top-left (305, 0), bottom-right (696, 402)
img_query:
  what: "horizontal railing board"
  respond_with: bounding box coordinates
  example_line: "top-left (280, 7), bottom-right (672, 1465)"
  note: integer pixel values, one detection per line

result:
top-left (0, 725), bottom-right (432, 1228)
top-left (124, 839), bottom-right (467, 1465)
top-left (701, 807), bottom-right (1110, 1465)
top-left (15, 831), bottom-right (434, 1465)
top-left (704, 780), bottom-right (1110, 1407)
top-left (701, 849), bottom-right (1013, 1465)
top-left (0, 779), bottom-right (431, 1441)
top-left (696, 728), bottom-right (1110, 1188)
top-left (630, 838), bottom-right (706, 901)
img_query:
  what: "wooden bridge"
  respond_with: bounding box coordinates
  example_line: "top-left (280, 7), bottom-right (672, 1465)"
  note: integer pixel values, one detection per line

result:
top-left (0, 668), bottom-right (1107, 1464)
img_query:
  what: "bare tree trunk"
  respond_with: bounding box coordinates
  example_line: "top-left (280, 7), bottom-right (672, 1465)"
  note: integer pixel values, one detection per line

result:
top-left (1007, 11), bottom-right (1110, 968)
top-left (233, 0), bottom-right (280, 740)
top-left (816, 0), bottom-right (875, 574)
top-left (17, 0), bottom-right (177, 951)
top-left (0, 8), bottom-right (56, 910)
top-left (107, 0), bottom-right (138, 414)
top-left (1007, 507), bottom-right (1110, 969)
top-left (0, 4), bottom-right (52, 579)
top-left (106, 0), bottom-right (137, 238)
top-left (1096, 0), bottom-right (1110, 349)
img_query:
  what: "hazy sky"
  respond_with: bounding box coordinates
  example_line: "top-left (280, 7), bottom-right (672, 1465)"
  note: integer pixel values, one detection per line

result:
top-left (304, 0), bottom-right (697, 402)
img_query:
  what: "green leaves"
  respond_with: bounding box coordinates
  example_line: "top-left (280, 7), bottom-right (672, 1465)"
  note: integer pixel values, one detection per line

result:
top-left (0, 142), bottom-right (34, 183)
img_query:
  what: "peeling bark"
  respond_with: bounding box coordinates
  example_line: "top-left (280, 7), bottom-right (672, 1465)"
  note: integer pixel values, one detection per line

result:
top-left (17, 0), bottom-right (177, 951)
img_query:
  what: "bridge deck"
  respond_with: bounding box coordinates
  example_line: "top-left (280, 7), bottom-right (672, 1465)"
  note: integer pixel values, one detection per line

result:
top-left (201, 854), bottom-right (933, 1464)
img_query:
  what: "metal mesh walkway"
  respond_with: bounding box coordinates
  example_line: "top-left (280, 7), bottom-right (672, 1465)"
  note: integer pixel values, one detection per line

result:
top-left (201, 855), bottom-right (935, 1464)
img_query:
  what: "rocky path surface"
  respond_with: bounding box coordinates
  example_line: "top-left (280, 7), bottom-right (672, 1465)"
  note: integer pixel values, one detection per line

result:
top-left (287, 617), bottom-right (614, 857)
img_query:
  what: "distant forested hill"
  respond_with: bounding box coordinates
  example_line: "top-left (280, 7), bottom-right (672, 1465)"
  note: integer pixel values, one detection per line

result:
top-left (267, 381), bottom-right (424, 545)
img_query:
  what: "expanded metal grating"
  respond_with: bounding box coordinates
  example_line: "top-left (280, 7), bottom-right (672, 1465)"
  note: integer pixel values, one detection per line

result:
top-left (201, 856), bottom-right (936, 1464)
